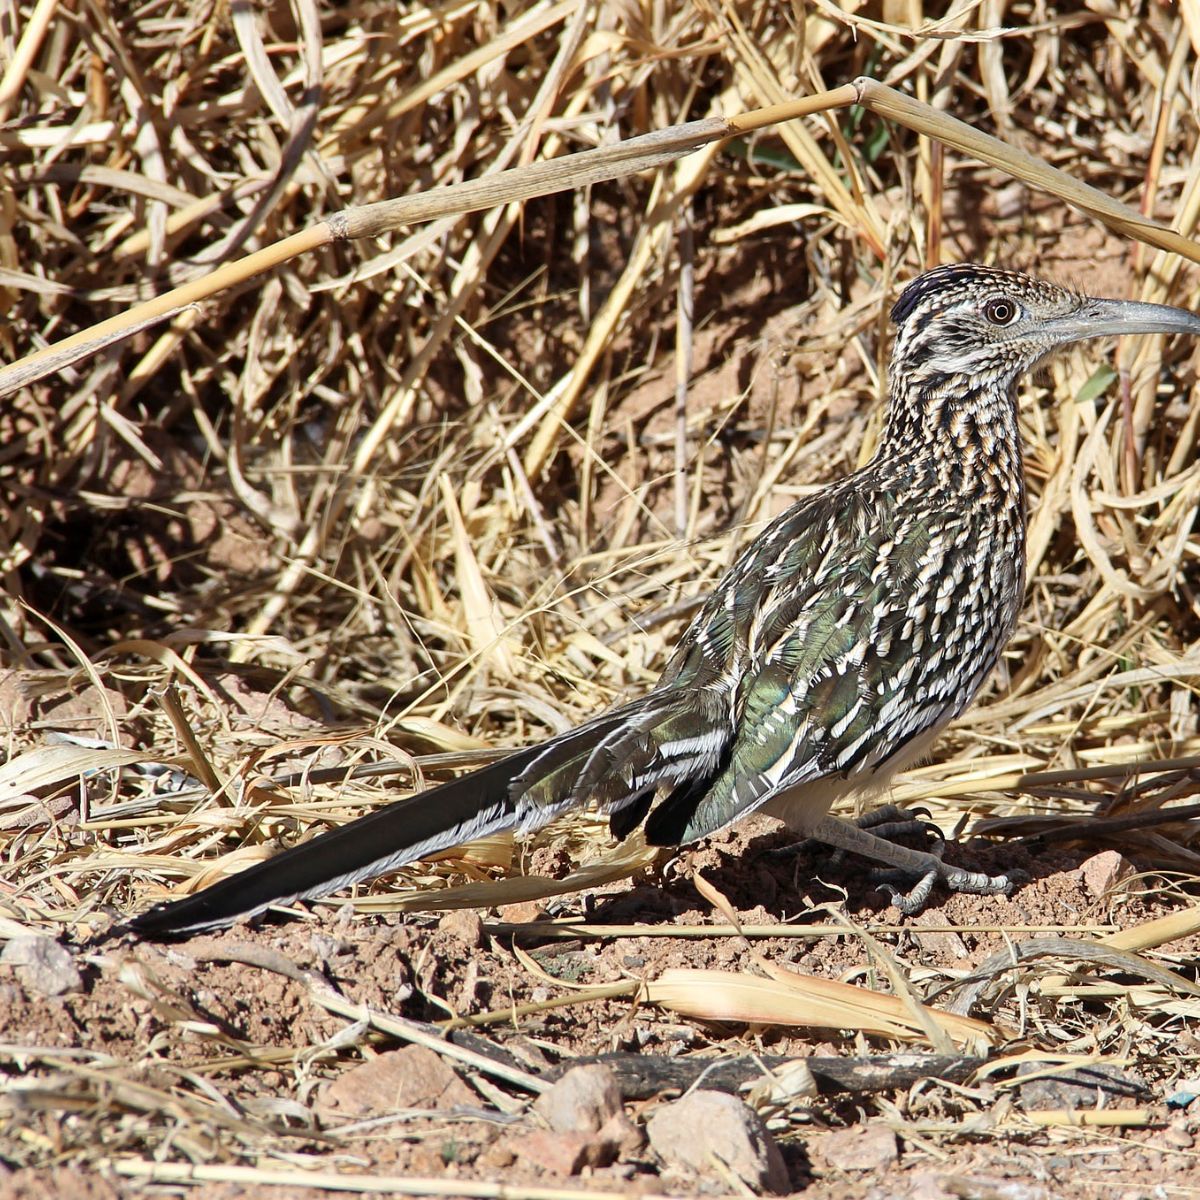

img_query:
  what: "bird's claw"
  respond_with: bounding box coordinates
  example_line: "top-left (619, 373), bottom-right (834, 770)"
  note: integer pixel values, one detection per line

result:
top-left (853, 803), bottom-right (942, 848)
top-left (855, 803), bottom-right (932, 829)
top-left (876, 862), bottom-right (1027, 914)
top-left (875, 868), bottom-right (938, 915)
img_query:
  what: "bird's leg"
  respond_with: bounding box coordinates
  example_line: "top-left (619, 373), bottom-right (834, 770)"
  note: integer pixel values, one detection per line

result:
top-left (809, 813), bottom-right (1020, 915)
top-left (761, 803), bottom-right (936, 868)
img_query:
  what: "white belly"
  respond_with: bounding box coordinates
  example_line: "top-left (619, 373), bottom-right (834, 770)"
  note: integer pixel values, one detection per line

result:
top-left (758, 723), bottom-right (947, 833)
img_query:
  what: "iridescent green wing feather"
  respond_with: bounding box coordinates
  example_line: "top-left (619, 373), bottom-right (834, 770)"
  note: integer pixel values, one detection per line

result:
top-left (645, 482), bottom-right (941, 844)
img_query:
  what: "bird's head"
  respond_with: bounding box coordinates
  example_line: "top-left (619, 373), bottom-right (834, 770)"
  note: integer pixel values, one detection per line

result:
top-left (889, 263), bottom-right (1200, 394)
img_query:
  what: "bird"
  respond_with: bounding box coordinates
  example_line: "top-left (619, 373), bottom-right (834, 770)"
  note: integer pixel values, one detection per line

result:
top-left (126, 263), bottom-right (1200, 938)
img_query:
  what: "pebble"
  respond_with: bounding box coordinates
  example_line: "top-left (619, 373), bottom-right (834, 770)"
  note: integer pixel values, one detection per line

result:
top-left (646, 1089), bottom-right (789, 1194)
top-left (529, 1065), bottom-right (642, 1168)
top-left (534, 1064), bottom-right (623, 1133)
top-left (437, 909), bottom-right (484, 949)
top-left (1079, 850), bottom-right (1133, 897)
top-left (1013, 1061), bottom-right (1146, 1111)
top-left (316, 1044), bottom-right (474, 1119)
top-left (514, 1129), bottom-right (607, 1175)
top-left (1, 936), bottom-right (83, 996)
top-left (497, 900), bottom-right (545, 924)
top-left (817, 1123), bottom-right (899, 1172)
top-left (1163, 1117), bottom-right (1194, 1149)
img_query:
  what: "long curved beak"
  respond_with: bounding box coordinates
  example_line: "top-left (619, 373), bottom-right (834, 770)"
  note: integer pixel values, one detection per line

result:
top-left (1046, 297), bottom-right (1200, 343)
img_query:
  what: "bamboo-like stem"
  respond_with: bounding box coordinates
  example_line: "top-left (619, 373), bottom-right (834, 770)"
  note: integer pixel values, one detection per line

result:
top-left (9, 78), bottom-right (1196, 400)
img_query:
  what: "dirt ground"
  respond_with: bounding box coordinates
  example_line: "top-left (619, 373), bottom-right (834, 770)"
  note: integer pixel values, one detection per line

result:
top-left (2, 718), bottom-right (1200, 1198)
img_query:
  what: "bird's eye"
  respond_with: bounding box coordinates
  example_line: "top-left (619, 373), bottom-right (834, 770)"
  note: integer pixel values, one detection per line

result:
top-left (984, 297), bottom-right (1018, 325)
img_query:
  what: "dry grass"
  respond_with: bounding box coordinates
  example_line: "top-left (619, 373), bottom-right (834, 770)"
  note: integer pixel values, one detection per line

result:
top-left (3, 0), bottom-right (1200, 1194)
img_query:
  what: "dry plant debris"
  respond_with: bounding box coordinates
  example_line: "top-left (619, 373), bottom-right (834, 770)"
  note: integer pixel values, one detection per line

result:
top-left (2, 1), bottom-right (1200, 1197)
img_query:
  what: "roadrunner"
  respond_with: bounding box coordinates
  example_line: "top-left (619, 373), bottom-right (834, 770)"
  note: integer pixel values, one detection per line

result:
top-left (128, 264), bottom-right (1200, 937)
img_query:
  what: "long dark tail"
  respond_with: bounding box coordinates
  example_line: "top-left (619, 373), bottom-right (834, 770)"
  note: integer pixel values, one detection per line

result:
top-left (125, 744), bottom-right (548, 938)
top-left (125, 689), bottom-right (730, 939)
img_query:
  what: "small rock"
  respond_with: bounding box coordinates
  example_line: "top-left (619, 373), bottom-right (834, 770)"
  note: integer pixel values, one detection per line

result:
top-left (1079, 850), bottom-right (1133, 898)
top-left (646, 1089), bottom-right (789, 1194)
top-left (660, 1023), bottom-right (697, 1047)
top-left (476, 1139), bottom-right (516, 1170)
top-left (817, 1123), bottom-right (899, 1172)
top-left (438, 909), bottom-right (484, 949)
top-left (535, 1065), bottom-right (623, 1134)
top-left (1167, 1077), bottom-right (1200, 1109)
top-left (1162, 1117), bottom-right (1194, 1149)
top-left (529, 1066), bottom-right (639, 1168)
top-left (598, 1111), bottom-right (644, 1159)
top-left (316, 1044), bottom-right (474, 1119)
top-left (1013, 1061), bottom-right (1147, 1111)
top-left (497, 900), bottom-right (545, 924)
top-left (0, 937), bottom-right (83, 996)
top-left (514, 1129), bottom-right (606, 1175)
top-left (911, 912), bottom-right (970, 960)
